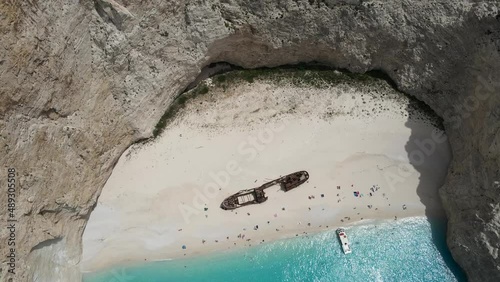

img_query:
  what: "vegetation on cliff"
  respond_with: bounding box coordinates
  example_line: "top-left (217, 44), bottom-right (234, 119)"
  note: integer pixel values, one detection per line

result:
top-left (153, 67), bottom-right (443, 138)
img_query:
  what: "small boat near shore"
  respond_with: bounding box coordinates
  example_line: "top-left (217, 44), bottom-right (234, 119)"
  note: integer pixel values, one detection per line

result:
top-left (336, 228), bottom-right (352, 254)
top-left (220, 171), bottom-right (309, 210)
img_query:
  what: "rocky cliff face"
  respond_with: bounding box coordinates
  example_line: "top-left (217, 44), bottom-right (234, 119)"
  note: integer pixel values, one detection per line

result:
top-left (0, 0), bottom-right (499, 281)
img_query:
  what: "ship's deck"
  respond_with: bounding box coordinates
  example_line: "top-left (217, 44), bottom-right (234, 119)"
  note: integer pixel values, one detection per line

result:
top-left (338, 230), bottom-right (352, 254)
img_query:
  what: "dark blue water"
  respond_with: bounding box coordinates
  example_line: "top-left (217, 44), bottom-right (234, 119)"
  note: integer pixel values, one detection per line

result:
top-left (84, 217), bottom-right (465, 282)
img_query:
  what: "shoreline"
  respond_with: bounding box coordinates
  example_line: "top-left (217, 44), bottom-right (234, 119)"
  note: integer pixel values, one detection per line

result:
top-left (83, 214), bottom-right (439, 274)
top-left (81, 78), bottom-right (451, 273)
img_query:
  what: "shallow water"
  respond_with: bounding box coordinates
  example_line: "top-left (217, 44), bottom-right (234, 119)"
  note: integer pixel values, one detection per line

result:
top-left (84, 217), bottom-right (465, 282)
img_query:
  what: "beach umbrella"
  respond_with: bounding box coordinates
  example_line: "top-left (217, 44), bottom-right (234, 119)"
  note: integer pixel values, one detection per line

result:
top-left (182, 245), bottom-right (186, 249)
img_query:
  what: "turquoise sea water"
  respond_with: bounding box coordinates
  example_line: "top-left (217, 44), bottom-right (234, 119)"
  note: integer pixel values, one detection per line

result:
top-left (84, 217), bottom-right (465, 282)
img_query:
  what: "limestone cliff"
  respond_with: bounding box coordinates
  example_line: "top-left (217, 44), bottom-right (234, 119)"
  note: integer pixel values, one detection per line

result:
top-left (0, 0), bottom-right (499, 281)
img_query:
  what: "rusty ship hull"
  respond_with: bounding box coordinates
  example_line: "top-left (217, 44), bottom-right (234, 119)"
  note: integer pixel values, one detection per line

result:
top-left (220, 170), bottom-right (309, 210)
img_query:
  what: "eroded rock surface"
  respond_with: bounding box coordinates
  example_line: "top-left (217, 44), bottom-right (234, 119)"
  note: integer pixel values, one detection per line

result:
top-left (0, 0), bottom-right (499, 281)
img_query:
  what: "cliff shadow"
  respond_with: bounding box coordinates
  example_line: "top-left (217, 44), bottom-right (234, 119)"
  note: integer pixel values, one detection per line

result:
top-left (404, 99), bottom-right (467, 281)
top-left (170, 62), bottom-right (468, 280)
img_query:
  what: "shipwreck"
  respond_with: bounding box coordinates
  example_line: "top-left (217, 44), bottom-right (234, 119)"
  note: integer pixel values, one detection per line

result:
top-left (220, 170), bottom-right (309, 210)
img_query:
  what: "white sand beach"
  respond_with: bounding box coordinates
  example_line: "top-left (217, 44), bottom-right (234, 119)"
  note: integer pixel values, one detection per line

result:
top-left (81, 77), bottom-right (451, 272)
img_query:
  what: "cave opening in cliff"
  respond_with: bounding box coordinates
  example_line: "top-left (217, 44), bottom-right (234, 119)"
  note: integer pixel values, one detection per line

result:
top-left (82, 63), bottom-right (465, 280)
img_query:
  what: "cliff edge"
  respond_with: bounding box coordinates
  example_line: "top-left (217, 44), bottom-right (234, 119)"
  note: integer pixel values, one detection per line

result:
top-left (0, 0), bottom-right (499, 281)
